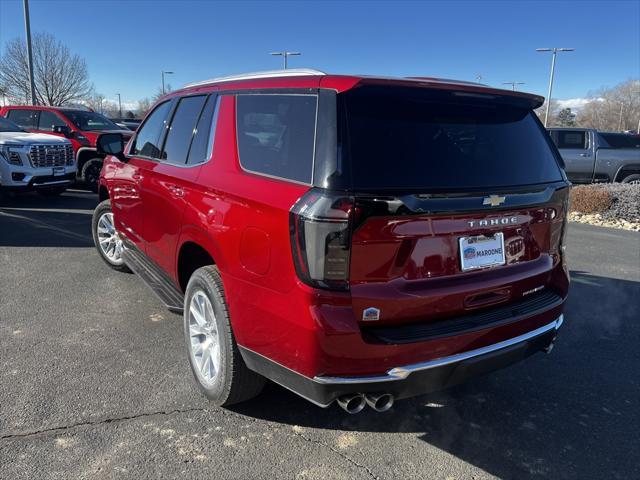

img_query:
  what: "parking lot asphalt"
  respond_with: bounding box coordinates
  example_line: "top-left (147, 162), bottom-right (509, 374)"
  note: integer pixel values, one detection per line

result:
top-left (1, 191), bottom-right (639, 480)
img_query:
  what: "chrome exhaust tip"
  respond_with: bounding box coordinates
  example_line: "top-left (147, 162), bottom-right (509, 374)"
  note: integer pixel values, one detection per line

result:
top-left (336, 393), bottom-right (366, 414)
top-left (365, 393), bottom-right (394, 412)
top-left (544, 335), bottom-right (558, 354)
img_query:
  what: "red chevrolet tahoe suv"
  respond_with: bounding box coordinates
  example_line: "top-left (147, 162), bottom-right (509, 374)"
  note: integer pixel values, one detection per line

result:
top-left (91, 70), bottom-right (569, 413)
top-left (0, 105), bottom-right (133, 191)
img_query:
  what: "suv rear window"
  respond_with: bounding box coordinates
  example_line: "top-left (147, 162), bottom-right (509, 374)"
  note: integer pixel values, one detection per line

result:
top-left (236, 94), bottom-right (317, 184)
top-left (341, 88), bottom-right (563, 190)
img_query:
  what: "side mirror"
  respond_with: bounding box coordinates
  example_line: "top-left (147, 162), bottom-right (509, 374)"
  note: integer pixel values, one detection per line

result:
top-left (97, 133), bottom-right (127, 162)
top-left (53, 125), bottom-right (72, 137)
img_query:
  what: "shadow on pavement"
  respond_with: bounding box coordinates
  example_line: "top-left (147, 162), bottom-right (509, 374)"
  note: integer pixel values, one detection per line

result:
top-left (232, 271), bottom-right (640, 479)
top-left (0, 190), bottom-right (96, 247)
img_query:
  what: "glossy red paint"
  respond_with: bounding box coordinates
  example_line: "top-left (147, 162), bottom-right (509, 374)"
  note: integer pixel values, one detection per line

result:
top-left (99, 72), bottom-right (569, 383)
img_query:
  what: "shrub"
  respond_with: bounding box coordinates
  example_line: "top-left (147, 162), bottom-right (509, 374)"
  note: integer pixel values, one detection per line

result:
top-left (569, 186), bottom-right (612, 214)
top-left (569, 183), bottom-right (640, 222)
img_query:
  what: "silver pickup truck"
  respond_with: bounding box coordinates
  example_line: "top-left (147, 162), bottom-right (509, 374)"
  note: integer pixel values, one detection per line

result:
top-left (0, 116), bottom-right (76, 197)
top-left (548, 128), bottom-right (640, 184)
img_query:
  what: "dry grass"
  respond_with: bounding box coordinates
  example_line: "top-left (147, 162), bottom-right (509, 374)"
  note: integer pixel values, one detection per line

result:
top-left (569, 186), bottom-right (613, 214)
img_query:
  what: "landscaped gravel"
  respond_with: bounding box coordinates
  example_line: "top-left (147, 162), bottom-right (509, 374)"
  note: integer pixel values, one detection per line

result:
top-left (569, 212), bottom-right (640, 231)
top-left (569, 183), bottom-right (639, 232)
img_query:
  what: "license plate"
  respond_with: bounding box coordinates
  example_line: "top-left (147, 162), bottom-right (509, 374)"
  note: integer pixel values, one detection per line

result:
top-left (53, 167), bottom-right (65, 176)
top-left (459, 232), bottom-right (506, 271)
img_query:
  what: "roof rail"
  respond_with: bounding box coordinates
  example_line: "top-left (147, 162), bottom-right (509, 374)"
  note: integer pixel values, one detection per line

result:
top-left (184, 69), bottom-right (327, 88)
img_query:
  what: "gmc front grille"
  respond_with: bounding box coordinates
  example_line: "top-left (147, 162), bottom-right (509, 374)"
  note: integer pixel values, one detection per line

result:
top-left (29, 144), bottom-right (74, 168)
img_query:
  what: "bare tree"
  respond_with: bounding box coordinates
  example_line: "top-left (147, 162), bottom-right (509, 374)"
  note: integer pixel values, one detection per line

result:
top-left (136, 97), bottom-right (152, 116)
top-left (534, 99), bottom-right (560, 125)
top-left (152, 84), bottom-right (172, 103)
top-left (577, 79), bottom-right (640, 131)
top-left (85, 93), bottom-right (106, 113)
top-left (0, 32), bottom-right (93, 106)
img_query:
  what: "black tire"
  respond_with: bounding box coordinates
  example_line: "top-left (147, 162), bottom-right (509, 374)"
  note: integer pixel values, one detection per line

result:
top-left (81, 158), bottom-right (103, 193)
top-left (184, 265), bottom-right (265, 406)
top-left (37, 187), bottom-right (67, 196)
top-left (91, 199), bottom-right (130, 272)
top-left (621, 174), bottom-right (640, 184)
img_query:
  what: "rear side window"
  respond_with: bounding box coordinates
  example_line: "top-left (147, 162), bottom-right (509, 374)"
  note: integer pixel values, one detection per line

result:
top-left (132, 101), bottom-right (172, 158)
top-left (236, 94), bottom-right (317, 183)
top-left (187, 95), bottom-right (219, 165)
top-left (556, 130), bottom-right (587, 149)
top-left (38, 111), bottom-right (67, 131)
top-left (342, 88), bottom-right (563, 190)
top-left (7, 109), bottom-right (38, 128)
top-left (162, 95), bottom-right (207, 164)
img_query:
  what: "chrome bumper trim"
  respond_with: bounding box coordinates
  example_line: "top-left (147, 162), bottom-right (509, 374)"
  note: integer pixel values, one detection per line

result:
top-left (314, 315), bottom-right (564, 385)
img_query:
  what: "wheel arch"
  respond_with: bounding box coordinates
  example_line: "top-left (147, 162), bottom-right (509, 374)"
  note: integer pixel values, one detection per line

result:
top-left (76, 147), bottom-right (103, 171)
top-left (176, 232), bottom-right (220, 293)
top-left (614, 164), bottom-right (640, 182)
top-left (98, 184), bottom-right (109, 202)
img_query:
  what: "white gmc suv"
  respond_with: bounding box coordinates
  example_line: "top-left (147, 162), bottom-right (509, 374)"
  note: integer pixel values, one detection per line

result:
top-left (0, 116), bottom-right (76, 197)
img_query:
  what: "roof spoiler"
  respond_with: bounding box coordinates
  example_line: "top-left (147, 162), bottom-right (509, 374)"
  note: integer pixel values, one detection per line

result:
top-left (353, 78), bottom-right (544, 110)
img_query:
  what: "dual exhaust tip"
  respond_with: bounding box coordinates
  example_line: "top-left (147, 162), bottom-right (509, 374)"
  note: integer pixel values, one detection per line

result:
top-left (337, 393), bottom-right (394, 414)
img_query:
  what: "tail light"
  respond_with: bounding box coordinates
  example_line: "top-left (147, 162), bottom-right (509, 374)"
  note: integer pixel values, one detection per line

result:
top-left (290, 188), bottom-right (354, 291)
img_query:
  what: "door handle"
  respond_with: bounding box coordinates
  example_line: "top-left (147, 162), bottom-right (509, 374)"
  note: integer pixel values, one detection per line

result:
top-left (168, 184), bottom-right (185, 197)
top-left (579, 153), bottom-right (591, 157)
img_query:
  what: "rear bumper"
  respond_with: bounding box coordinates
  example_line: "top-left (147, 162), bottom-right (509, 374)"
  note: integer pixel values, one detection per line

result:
top-left (240, 315), bottom-right (563, 407)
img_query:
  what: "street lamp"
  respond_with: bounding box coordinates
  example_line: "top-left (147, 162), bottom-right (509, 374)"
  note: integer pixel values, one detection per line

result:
top-left (270, 51), bottom-right (301, 69)
top-left (536, 48), bottom-right (574, 127)
top-left (116, 93), bottom-right (122, 118)
top-left (161, 71), bottom-right (174, 95)
top-left (503, 81), bottom-right (525, 91)
top-left (23, 0), bottom-right (37, 105)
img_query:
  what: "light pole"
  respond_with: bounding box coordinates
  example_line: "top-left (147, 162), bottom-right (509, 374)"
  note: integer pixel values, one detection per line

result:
top-left (116, 93), bottom-right (122, 118)
top-left (503, 81), bottom-right (525, 91)
top-left (23, 0), bottom-right (37, 105)
top-left (536, 48), bottom-right (574, 127)
top-left (161, 71), bottom-right (174, 95)
top-left (270, 51), bottom-right (301, 69)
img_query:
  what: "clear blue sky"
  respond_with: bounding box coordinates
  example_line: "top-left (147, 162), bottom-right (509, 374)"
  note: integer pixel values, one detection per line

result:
top-left (1, 0), bottom-right (639, 108)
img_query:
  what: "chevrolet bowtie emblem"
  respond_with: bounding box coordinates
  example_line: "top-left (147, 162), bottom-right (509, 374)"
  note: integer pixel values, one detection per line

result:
top-left (483, 195), bottom-right (506, 207)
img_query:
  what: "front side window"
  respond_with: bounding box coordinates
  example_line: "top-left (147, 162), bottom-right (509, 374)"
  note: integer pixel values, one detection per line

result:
top-left (38, 111), bottom-right (68, 131)
top-left (236, 94), bottom-right (317, 183)
top-left (556, 130), bottom-right (587, 149)
top-left (7, 109), bottom-right (38, 129)
top-left (131, 101), bottom-right (172, 159)
top-left (162, 95), bottom-right (207, 164)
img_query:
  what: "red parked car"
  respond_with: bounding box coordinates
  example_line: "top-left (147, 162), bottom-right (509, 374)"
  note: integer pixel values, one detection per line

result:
top-left (0, 105), bottom-right (133, 191)
top-left (92, 70), bottom-right (569, 413)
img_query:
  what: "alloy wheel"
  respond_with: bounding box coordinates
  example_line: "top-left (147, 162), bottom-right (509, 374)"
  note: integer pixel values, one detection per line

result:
top-left (188, 290), bottom-right (222, 386)
top-left (96, 212), bottom-right (124, 265)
